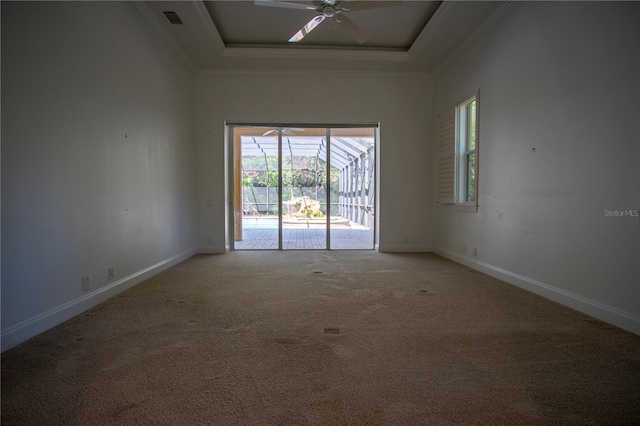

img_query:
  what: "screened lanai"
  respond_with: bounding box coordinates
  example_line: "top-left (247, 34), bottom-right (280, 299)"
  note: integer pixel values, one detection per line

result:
top-left (233, 126), bottom-right (376, 250)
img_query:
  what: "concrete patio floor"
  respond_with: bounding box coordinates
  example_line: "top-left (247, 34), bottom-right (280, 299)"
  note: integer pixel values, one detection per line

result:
top-left (234, 217), bottom-right (374, 250)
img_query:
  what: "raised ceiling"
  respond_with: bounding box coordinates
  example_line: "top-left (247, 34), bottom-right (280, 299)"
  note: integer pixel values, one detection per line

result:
top-left (205, 1), bottom-right (440, 50)
top-left (137, 1), bottom-right (505, 72)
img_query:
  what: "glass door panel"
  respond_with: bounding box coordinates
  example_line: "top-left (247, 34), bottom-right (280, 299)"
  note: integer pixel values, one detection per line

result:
top-left (282, 130), bottom-right (327, 249)
top-left (329, 128), bottom-right (376, 249)
top-left (234, 126), bottom-right (280, 250)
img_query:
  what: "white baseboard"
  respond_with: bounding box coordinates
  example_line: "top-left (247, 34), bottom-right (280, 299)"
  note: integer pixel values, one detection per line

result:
top-left (378, 244), bottom-right (432, 253)
top-left (431, 246), bottom-right (640, 335)
top-left (1, 248), bottom-right (198, 352)
top-left (197, 246), bottom-right (227, 254)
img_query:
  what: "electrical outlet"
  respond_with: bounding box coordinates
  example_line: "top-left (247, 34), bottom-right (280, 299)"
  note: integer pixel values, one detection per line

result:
top-left (473, 248), bottom-right (477, 257)
top-left (81, 276), bottom-right (90, 292)
top-left (207, 237), bottom-right (212, 245)
top-left (463, 244), bottom-right (467, 254)
top-left (108, 267), bottom-right (114, 281)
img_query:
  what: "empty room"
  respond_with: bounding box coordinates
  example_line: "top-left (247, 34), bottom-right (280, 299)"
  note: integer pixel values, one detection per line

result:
top-left (2, 1), bottom-right (638, 424)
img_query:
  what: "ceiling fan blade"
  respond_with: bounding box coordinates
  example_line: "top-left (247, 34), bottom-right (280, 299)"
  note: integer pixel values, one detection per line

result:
top-left (289, 15), bottom-right (326, 42)
top-left (262, 129), bottom-right (276, 136)
top-left (283, 127), bottom-right (305, 136)
top-left (335, 14), bottom-right (369, 44)
top-left (254, 1), bottom-right (316, 10)
top-left (340, 1), bottom-right (403, 12)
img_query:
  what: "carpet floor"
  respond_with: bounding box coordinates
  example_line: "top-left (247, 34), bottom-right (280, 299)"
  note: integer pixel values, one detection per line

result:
top-left (2, 252), bottom-right (639, 425)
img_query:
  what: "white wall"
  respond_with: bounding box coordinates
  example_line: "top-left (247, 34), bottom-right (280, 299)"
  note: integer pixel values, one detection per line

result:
top-left (432, 2), bottom-right (640, 333)
top-left (1, 1), bottom-right (198, 349)
top-left (194, 71), bottom-right (433, 253)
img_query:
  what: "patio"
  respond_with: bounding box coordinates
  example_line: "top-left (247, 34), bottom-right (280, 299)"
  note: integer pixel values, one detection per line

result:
top-left (234, 217), bottom-right (373, 250)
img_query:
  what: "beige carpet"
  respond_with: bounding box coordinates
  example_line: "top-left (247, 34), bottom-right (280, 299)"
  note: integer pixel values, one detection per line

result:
top-left (2, 252), bottom-right (639, 425)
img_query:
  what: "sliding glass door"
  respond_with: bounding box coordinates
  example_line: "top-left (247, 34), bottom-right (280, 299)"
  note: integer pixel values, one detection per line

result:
top-left (329, 128), bottom-right (376, 249)
top-left (282, 131), bottom-right (327, 249)
top-left (232, 125), bottom-right (375, 250)
top-left (233, 126), bottom-right (280, 250)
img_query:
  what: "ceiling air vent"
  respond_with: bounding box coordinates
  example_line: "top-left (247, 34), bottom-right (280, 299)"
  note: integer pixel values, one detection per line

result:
top-left (163, 11), bottom-right (182, 25)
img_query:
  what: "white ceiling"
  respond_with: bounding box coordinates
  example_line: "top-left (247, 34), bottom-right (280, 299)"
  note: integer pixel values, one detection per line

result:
top-left (138, 0), bottom-right (505, 73)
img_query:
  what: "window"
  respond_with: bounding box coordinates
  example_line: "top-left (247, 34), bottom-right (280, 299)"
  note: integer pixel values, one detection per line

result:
top-left (437, 91), bottom-right (479, 210)
top-left (456, 95), bottom-right (477, 205)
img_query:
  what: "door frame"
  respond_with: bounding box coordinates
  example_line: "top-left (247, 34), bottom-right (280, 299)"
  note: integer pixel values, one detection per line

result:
top-left (224, 122), bottom-right (380, 251)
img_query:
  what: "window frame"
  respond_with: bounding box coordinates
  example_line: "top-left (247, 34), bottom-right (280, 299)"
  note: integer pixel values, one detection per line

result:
top-left (454, 91), bottom-right (479, 212)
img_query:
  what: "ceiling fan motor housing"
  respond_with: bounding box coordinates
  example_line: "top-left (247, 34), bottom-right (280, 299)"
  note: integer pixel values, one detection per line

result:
top-left (322, 5), bottom-right (337, 17)
top-left (257, 0), bottom-right (387, 44)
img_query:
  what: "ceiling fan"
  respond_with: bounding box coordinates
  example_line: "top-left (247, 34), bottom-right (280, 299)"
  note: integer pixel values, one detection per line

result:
top-left (263, 127), bottom-right (305, 136)
top-left (255, 0), bottom-right (402, 44)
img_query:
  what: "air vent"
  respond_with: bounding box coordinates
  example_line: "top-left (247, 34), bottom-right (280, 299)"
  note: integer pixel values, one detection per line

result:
top-left (163, 11), bottom-right (182, 25)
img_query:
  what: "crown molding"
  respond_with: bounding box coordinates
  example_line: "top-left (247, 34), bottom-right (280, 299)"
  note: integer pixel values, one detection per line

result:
top-left (196, 68), bottom-right (431, 79)
top-left (132, 0), bottom-right (196, 73)
top-left (192, 0), bottom-right (225, 52)
top-left (222, 46), bottom-right (411, 62)
top-left (408, 0), bottom-right (457, 59)
top-left (433, 0), bottom-right (519, 77)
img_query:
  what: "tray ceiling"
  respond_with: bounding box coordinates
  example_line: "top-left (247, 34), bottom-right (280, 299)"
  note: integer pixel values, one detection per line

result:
top-left (136, 1), bottom-right (506, 72)
top-left (205, 1), bottom-right (440, 50)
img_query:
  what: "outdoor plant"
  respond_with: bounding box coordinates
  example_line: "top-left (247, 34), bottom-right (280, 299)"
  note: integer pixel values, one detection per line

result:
top-left (300, 204), bottom-right (324, 218)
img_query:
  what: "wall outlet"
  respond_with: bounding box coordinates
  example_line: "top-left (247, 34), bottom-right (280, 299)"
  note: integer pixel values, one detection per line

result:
top-left (108, 267), bottom-right (114, 281)
top-left (472, 248), bottom-right (477, 257)
top-left (463, 244), bottom-right (467, 254)
top-left (81, 276), bottom-right (90, 292)
top-left (207, 237), bottom-right (212, 245)
top-left (404, 236), bottom-right (410, 243)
